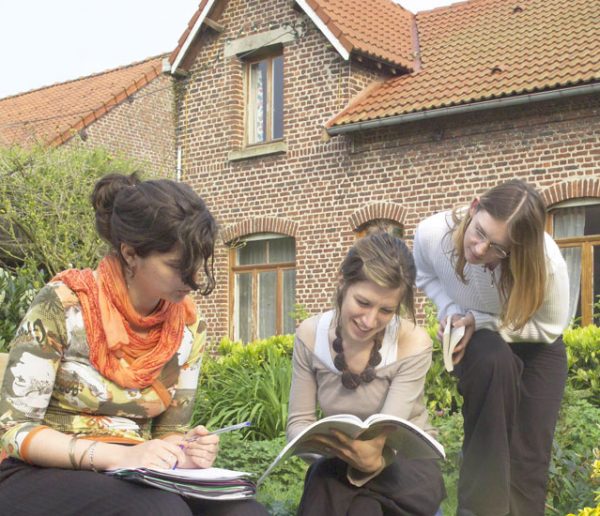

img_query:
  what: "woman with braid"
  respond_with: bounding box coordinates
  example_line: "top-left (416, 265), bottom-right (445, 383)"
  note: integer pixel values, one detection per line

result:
top-left (0, 173), bottom-right (268, 516)
top-left (287, 232), bottom-right (445, 516)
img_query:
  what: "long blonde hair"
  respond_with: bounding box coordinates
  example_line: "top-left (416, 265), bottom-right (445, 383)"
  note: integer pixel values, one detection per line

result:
top-left (451, 179), bottom-right (547, 330)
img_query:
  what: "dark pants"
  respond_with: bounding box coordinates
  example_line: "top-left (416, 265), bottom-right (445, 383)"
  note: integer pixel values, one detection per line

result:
top-left (297, 455), bottom-right (445, 516)
top-left (0, 458), bottom-right (268, 516)
top-left (454, 330), bottom-right (567, 516)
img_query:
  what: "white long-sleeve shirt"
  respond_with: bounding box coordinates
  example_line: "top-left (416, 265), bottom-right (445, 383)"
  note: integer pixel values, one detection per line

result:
top-left (413, 210), bottom-right (570, 344)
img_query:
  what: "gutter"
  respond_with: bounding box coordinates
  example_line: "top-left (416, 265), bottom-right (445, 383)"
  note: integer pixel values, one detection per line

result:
top-left (326, 82), bottom-right (600, 135)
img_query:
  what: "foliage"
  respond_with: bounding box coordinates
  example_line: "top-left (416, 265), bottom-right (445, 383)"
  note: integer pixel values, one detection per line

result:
top-left (423, 301), bottom-right (462, 414)
top-left (546, 387), bottom-right (600, 515)
top-left (288, 303), bottom-right (310, 323)
top-left (563, 325), bottom-right (600, 405)
top-left (195, 335), bottom-right (294, 441)
top-left (0, 263), bottom-right (46, 352)
top-left (0, 144), bottom-right (138, 275)
top-left (215, 433), bottom-right (306, 515)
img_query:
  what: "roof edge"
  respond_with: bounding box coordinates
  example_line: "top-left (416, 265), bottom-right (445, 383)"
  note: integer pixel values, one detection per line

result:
top-left (48, 62), bottom-right (163, 147)
top-left (295, 0), bottom-right (351, 60)
top-left (171, 0), bottom-right (217, 74)
top-left (326, 82), bottom-right (600, 135)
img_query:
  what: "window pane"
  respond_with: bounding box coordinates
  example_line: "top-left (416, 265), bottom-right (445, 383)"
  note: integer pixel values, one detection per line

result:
top-left (248, 61), bottom-right (268, 144)
top-left (272, 55), bottom-right (284, 140)
top-left (269, 237), bottom-right (295, 263)
top-left (258, 271), bottom-right (277, 339)
top-left (554, 207), bottom-right (586, 238)
top-left (234, 273), bottom-right (253, 342)
top-left (560, 246), bottom-right (582, 323)
top-left (283, 269), bottom-right (296, 334)
top-left (237, 240), bottom-right (267, 265)
top-left (585, 205), bottom-right (600, 236)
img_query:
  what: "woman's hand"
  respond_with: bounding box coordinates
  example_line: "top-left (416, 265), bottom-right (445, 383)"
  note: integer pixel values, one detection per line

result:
top-left (114, 439), bottom-right (187, 470)
top-left (311, 429), bottom-right (391, 473)
top-left (449, 312), bottom-right (475, 365)
top-left (178, 425), bottom-right (220, 469)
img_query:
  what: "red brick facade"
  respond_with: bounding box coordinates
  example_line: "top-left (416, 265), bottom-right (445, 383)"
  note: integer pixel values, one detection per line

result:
top-left (173, 1), bottom-right (600, 342)
top-left (69, 74), bottom-right (176, 178)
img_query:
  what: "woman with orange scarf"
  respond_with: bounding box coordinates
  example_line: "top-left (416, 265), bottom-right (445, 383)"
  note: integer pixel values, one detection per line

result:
top-left (0, 174), bottom-right (268, 516)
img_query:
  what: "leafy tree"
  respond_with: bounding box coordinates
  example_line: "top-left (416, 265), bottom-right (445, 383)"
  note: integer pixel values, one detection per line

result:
top-left (0, 145), bottom-right (139, 275)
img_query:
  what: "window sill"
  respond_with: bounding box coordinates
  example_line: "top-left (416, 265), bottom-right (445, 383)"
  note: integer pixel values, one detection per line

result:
top-left (228, 141), bottom-right (287, 162)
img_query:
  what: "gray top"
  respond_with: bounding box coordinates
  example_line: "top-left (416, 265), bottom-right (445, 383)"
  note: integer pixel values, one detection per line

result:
top-left (287, 310), bottom-right (434, 443)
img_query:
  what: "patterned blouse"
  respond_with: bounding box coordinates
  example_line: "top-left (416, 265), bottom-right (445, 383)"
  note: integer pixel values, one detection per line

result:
top-left (0, 281), bottom-right (205, 462)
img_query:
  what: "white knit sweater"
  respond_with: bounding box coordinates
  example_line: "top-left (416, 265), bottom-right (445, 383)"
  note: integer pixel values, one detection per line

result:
top-left (414, 211), bottom-right (570, 344)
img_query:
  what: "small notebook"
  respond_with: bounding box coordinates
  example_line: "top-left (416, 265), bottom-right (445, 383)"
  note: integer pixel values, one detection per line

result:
top-left (442, 315), bottom-right (465, 372)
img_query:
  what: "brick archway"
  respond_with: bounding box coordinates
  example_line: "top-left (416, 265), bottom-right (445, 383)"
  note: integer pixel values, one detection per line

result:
top-left (348, 202), bottom-right (407, 231)
top-left (542, 178), bottom-right (600, 207)
top-left (221, 217), bottom-right (298, 244)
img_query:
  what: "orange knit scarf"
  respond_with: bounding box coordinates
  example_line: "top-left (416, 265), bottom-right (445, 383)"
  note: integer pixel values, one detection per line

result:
top-left (54, 255), bottom-right (196, 389)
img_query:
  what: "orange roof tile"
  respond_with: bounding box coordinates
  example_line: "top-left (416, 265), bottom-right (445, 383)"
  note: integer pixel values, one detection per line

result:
top-left (169, 0), bottom-right (416, 72)
top-left (0, 55), bottom-right (165, 148)
top-left (303, 0), bottom-right (416, 69)
top-left (329, 0), bottom-right (600, 127)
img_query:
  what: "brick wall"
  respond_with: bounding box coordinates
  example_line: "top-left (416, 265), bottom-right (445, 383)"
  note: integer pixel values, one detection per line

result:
top-left (174, 0), bottom-right (600, 342)
top-left (70, 74), bottom-right (176, 178)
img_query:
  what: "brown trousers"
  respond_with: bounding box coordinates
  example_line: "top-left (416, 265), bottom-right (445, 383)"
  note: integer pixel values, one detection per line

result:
top-left (296, 455), bottom-right (445, 516)
top-left (454, 330), bottom-right (567, 516)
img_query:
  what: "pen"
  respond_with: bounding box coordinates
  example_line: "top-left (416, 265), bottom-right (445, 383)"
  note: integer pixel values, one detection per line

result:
top-left (208, 421), bottom-right (252, 436)
top-left (172, 422), bottom-right (251, 469)
top-left (184, 421), bottom-right (252, 442)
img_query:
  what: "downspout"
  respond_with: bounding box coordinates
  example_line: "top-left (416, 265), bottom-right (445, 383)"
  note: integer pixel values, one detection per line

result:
top-left (176, 146), bottom-right (182, 182)
top-left (326, 82), bottom-right (600, 136)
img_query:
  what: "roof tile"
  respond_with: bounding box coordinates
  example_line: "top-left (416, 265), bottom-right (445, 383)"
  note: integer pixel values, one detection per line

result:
top-left (330, 0), bottom-right (600, 126)
top-left (0, 55), bottom-right (165, 147)
top-left (309, 0), bottom-right (416, 68)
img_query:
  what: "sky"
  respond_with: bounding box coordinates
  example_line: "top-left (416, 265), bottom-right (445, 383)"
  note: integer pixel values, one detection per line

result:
top-left (0, 0), bottom-right (455, 99)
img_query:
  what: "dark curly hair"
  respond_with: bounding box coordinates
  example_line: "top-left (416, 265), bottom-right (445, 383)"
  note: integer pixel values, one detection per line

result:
top-left (91, 173), bottom-right (217, 295)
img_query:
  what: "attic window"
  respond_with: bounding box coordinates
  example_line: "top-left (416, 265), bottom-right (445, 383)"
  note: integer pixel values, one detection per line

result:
top-left (491, 65), bottom-right (504, 75)
top-left (245, 51), bottom-right (284, 146)
top-left (512, 5), bottom-right (523, 13)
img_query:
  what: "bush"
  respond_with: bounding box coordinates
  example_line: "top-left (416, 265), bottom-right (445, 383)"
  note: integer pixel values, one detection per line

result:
top-left (195, 335), bottom-right (294, 440)
top-left (563, 325), bottom-right (600, 405)
top-left (0, 263), bottom-right (46, 352)
top-left (546, 387), bottom-right (600, 515)
top-left (215, 433), bottom-right (306, 515)
top-left (423, 302), bottom-right (462, 415)
top-left (0, 145), bottom-right (138, 275)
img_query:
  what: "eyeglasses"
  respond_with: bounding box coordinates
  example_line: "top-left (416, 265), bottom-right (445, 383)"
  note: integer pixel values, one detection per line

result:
top-left (472, 225), bottom-right (511, 259)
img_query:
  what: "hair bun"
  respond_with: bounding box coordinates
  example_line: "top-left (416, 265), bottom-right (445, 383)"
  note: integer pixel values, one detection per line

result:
top-left (91, 173), bottom-right (140, 243)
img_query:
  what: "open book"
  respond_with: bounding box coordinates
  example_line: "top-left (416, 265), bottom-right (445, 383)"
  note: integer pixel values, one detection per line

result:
top-left (106, 466), bottom-right (256, 500)
top-left (443, 315), bottom-right (465, 372)
top-left (257, 413), bottom-right (445, 485)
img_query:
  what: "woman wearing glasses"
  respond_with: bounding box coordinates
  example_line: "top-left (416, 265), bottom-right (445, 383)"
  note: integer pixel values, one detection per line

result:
top-left (413, 179), bottom-right (570, 516)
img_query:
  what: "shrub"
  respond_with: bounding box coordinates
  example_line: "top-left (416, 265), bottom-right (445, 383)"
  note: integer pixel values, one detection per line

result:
top-left (423, 301), bottom-right (462, 415)
top-left (215, 433), bottom-right (306, 515)
top-left (195, 335), bottom-right (294, 440)
top-left (563, 325), bottom-right (600, 405)
top-left (546, 387), bottom-right (600, 515)
top-left (0, 263), bottom-right (46, 352)
top-left (0, 145), bottom-right (138, 275)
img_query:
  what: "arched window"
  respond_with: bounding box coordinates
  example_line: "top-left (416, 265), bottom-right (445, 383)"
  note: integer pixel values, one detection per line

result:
top-left (548, 200), bottom-right (600, 326)
top-left (230, 233), bottom-right (296, 342)
top-left (355, 219), bottom-right (404, 239)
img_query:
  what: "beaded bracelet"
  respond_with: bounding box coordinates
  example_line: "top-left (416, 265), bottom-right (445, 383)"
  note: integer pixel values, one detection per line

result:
top-left (68, 436), bottom-right (79, 470)
top-left (87, 441), bottom-right (99, 473)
